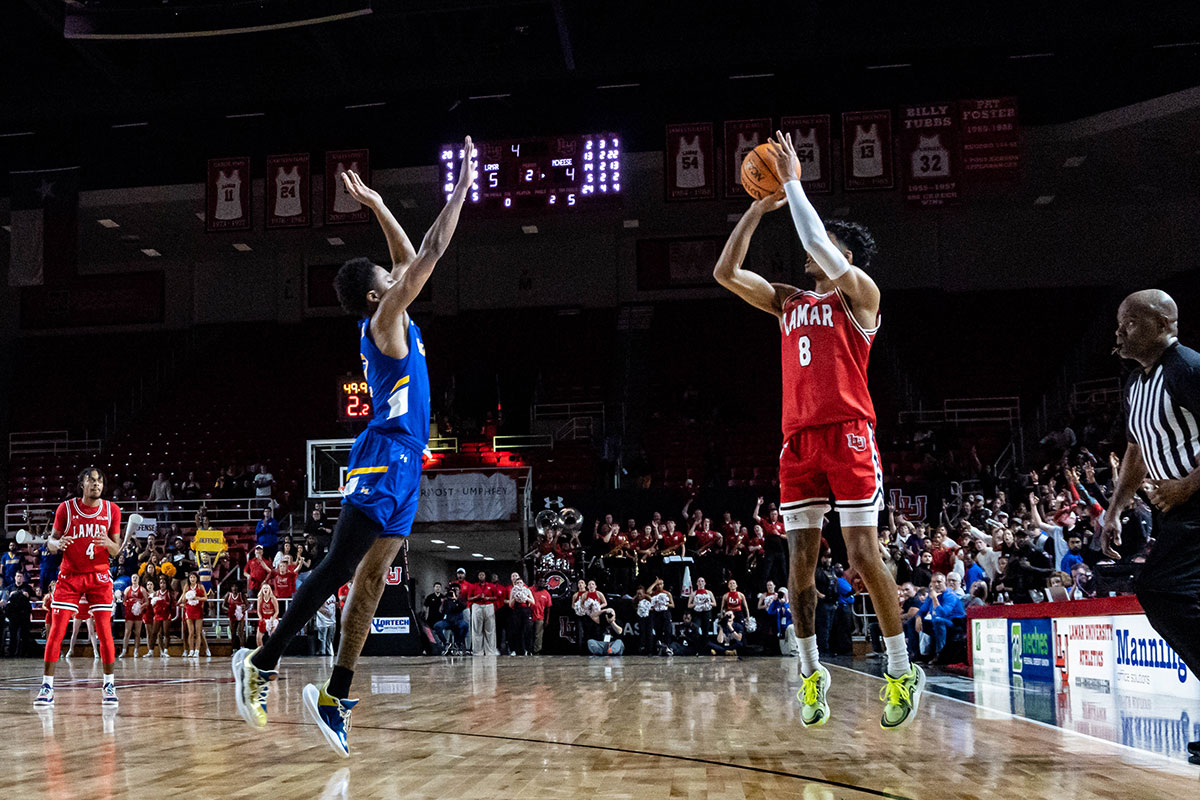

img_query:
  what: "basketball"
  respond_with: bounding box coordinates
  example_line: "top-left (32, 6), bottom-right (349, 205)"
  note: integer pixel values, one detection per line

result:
top-left (740, 143), bottom-right (800, 200)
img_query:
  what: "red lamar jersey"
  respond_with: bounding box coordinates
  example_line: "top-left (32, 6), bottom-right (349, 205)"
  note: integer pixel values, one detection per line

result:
top-left (780, 288), bottom-right (878, 435)
top-left (53, 499), bottom-right (120, 574)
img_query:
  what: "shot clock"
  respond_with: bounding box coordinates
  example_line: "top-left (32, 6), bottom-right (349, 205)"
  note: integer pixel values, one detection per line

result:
top-left (439, 133), bottom-right (622, 212)
top-left (338, 376), bottom-right (372, 423)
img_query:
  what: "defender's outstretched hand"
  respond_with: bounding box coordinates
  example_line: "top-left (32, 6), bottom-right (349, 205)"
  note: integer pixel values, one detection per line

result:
top-left (455, 136), bottom-right (478, 194)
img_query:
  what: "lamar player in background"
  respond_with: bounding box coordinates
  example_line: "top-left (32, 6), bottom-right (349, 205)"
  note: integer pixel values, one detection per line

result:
top-left (35, 467), bottom-right (133, 708)
top-left (713, 131), bottom-right (924, 730)
top-left (233, 137), bottom-right (477, 757)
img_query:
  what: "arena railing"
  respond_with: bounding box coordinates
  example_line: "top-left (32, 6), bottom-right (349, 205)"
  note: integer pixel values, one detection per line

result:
top-left (5, 496), bottom-right (272, 535)
top-left (428, 436), bottom-right (459, 453)
top-left (493, 434), bottom-right (553, 450)
top-left (9, 430), bottom-right (103, 457)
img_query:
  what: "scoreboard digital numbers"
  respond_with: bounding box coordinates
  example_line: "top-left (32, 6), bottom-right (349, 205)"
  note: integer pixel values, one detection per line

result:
top-left (338, 376), bottom-right (372, 424)
top-left (439, 133), bottom-right (622, 212)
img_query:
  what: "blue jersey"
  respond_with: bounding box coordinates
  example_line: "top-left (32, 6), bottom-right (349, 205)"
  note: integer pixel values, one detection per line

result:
top-left (360, 314), bottom-right (431, 453)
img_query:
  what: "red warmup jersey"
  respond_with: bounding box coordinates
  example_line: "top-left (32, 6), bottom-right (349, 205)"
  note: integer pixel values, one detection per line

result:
top-left (660, 530), bottom-right (684, 551)
top-left (53, 499), bottom-right (120, 574)
top-left (780, 288), bottom-right (878, 436)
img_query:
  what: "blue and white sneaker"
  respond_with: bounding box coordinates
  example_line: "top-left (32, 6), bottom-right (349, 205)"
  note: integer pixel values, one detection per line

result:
top-left (232, 647), bottom-right (277, 729)
top-left (303, 681), bottom-right (358, 758)
top-left (101, 683), bottom-right (118, 706)
top-left (34, 683), bottom-right (54, 707)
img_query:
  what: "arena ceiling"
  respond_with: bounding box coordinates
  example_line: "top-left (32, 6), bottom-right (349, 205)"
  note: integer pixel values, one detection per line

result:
top-left (3, 1), bottom-right (1200, 190)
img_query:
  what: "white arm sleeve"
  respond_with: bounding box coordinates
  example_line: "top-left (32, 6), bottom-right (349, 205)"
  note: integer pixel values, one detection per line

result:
top-left (782, 179), bottom-right (850, 281)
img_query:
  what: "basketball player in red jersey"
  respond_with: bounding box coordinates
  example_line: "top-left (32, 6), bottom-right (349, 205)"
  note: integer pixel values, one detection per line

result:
top-left (713, 132), bottom-right (925, 730)
top-left (35, 467), bottom-right (136, 708)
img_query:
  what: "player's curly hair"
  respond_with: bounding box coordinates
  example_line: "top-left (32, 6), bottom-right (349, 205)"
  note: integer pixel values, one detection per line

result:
top-left (77, 466), bottom-right (107, 492)
top-left (824, 220), bottom-right (877, 270)
top-left (333, 257), bottom-right (378, 318)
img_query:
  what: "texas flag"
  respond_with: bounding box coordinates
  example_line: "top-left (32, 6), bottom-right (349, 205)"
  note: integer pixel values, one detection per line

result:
top-left (8, 167), bottom-right (79, 287)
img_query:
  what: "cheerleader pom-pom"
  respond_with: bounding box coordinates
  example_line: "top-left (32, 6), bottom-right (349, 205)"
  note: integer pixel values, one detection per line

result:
top-left (637, 599), bottom-right (651, 618)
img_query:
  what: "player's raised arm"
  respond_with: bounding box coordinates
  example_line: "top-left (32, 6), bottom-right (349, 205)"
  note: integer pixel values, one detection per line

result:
top-left (341, 170), bottom-right (418, 271)
top-left (768, 131), bottom-right (881, 320)
top-left (713, 192), bottom-right (797, 319)
top-left (375, 136), bottom-right (477, 326)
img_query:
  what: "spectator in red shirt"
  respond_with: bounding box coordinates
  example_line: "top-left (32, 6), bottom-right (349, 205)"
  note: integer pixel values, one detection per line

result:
top-left (720, 512), bottom-right (739, 541)
top-left (531, 581), bottom-right (552, 654)
top-left (632, 524), bottom-right (659, 564)
top-left (245, 545), bottom-right (271, 596)
top-left (272, 555), bottom-right (299, 600)
top-left (754, 497), bottom-right (789, 589)
top-left (659, 519), bottom-right (686, 558)
top-left (467, 570), bottom-right (498, 655)
top-left (491, 572), bottom-right (511, 654)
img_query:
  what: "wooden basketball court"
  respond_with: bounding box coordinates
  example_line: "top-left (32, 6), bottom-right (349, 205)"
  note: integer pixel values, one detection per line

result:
top-left (0, 655), bottom-right (1195, 799)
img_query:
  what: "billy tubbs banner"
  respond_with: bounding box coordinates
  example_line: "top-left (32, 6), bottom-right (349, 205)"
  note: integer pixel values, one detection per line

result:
top-left (899, 102), bottom-right (961, 207)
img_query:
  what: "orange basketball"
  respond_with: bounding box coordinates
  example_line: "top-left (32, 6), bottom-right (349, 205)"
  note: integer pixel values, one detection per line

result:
top-left (740, 143), bottom-right (800, 200)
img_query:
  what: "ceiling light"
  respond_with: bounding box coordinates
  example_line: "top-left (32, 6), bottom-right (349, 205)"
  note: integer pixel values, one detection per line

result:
top-left (327, 237), bottom-right (345, 246)
top-left (111, 122), bottom-right (148, 129)
top-left (1152, 41), bottom-right (1200, 49)
top-left (484, 557), bottom-right (495, 561)
top-left (1008, 52), bottom-right (1054, 59)
top-left (1034, 195), bottom-right (1055, 206)
top-left (430, 539), bottom-right (444, 544)
top-left (522, 225), bottom-right (538, 234)
top-left (597, 82), bottom-right (640, 90)
top-left (232, 243), bottom-right (252, 252)
top-left (728, 72), bottom-right (775, 79)
top-left (471, 553), bottom-right (484, 557)
top-left (225, 112), bottom-right (265, 119)
top-left (140, 248), bottom-right (161, 257)
top-left (468, 93), bottom-right (512, 101)
top-left (446, 545), bottom-right (461, 550)
top-left (865, 63), bottom-right (911, 70)
top-left (345, 101), bottom-right (387, 109)
top-left (1062, 156), bottom-right (1086, 168)
top-left (0, 131), bottom-right (34, 139)
top-left (623, 219), bottom-right (639, 228)
top-left (97, 219), bottom-right (120, 228)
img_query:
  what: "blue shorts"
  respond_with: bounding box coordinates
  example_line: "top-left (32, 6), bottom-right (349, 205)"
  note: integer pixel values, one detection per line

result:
top-left (341, 428), bottom-right (423, 538)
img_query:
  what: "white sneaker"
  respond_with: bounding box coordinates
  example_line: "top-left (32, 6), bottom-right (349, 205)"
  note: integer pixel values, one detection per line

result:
top-left (101, 683), bottom-right (118, 706)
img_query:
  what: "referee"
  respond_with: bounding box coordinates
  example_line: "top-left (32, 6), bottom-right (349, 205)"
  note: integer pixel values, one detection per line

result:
top-left (1102, 289), bottom-right (1200, 765)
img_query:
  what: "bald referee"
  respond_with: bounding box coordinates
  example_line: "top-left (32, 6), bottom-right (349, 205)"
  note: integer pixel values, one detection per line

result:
top-left (1102, 289), bottom-right (1200, 765)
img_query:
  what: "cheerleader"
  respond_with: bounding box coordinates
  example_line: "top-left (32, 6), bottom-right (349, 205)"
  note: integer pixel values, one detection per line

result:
top-left (224, 585), bottom-right (247, 651)
top-left (147, 576), bottom-right (173, 657)
top-left (687, 576), bottom-right (716, 636)
top-left (721, 578), bottom-right (749, 624)
top-left (256, 583), bottom-right (279, 648)
top-left (180, 572), bottom-right (208, 657)
top-left (119, 573), bottom-right (148, 658)
top-left (65, 596), bottom-right (99, 660)
top-left (648, 577), bottom-right (675, 650)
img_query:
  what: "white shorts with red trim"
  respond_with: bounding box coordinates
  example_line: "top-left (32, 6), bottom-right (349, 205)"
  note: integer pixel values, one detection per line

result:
top-left (779, 419), bottom-right (884, 530)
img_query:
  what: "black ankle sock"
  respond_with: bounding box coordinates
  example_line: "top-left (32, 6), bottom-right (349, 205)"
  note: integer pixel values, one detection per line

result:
top-left (327, 665), bottom-right (354, 699)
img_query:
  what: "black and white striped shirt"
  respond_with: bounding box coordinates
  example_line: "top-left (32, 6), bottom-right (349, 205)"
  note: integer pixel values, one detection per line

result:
top-left (1123, 342), bottom-right (1200, 481)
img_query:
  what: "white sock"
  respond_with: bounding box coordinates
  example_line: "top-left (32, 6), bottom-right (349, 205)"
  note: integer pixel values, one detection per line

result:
top-left (884, 634), bottom-right (910, 677)
top-left (102, 674), bottom-right (114, 687)
top-left (43, 675), bottom-right (53, 687)
top-left (799, 635), bottom-right (821, 676)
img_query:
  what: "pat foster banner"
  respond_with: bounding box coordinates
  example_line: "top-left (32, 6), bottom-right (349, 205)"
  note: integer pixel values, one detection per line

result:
top-left (959, 97), bottom-right (1019, 180)
top-left (899, 102), bottom-right (960, 206)
top-left (415, 472), bottom-right (517, 522)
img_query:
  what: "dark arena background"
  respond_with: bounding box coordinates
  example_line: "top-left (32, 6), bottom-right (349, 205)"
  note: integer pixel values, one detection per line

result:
top-left (3, 2), bottom-right (1200, 798)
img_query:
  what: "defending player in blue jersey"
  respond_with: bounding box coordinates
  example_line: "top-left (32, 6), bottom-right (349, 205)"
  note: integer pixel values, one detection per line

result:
top-left (233, 137), bottom-right (477, 756)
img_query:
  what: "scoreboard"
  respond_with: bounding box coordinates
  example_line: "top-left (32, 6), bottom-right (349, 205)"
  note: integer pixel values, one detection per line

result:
top-left (440, 133), bottom-right (622, 212)
top-left (338, 376), bottom-right (372, 424)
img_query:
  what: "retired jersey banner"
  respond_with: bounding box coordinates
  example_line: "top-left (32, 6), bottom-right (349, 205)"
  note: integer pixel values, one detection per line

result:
top-left (415, 472), bottom-right (518, 523)
top-left (723, 118), bottom-right (772, 198)
top-left (841, 110), bottom-right (895, 190)
top-left (325, 148), bottom-right (371, 225)
top-left (780, 115), bottom-right (832, 194)
top-left (960, 97), bottom-right (1020, 181)
top-left (265, 153), bottom-right (311, 229)
top-left (665, 122), bottom-right (715, 201)
top-left (899, 102), bottom-right (960, 207)
top-left (206, 157), bottom-right (251, 232)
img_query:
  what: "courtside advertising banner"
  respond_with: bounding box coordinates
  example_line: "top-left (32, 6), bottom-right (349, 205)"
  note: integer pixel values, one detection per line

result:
top-left (415, 472), bottom-right (518, 523)
top-left (959, 97), bottom-right (1020, 181)
top-left (841, 109), bottom-right (895, 190)
top-left (265, 153), bottom-right (311, 229)
top-left (780, 115), bottom-right (832, 194)
top-left (664, 122), bottom-right (716, 201)
top-left (972, 617), bottom-right (1009, 672)
top-left (899, 102), bottom-right (961, 206)
top-left (206, 157), bottom-right (252, 232)
top-left (723, 118), bottom-right (772, 199)
top-left (325, 148), bottom-right (371, 225)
